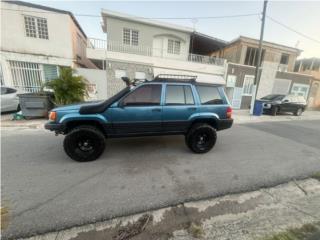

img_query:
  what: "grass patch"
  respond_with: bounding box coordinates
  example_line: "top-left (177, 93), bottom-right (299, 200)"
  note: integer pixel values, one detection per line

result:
top-left (261, 222), bottom-right (320, 240)
top-left (311, 172), bottom-right (320, 181)
top-left (188, 222), bottom-right (204, 239)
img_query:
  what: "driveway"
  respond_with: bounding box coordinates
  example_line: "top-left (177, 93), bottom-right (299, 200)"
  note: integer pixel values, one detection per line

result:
top-left (2, 120), bottom-right (320, 239)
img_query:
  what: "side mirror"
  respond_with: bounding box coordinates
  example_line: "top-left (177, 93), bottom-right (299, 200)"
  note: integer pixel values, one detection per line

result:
top-left (118, 101), bottom-right (125, 108)
top-left (283, 99), bottom-right (289, 103)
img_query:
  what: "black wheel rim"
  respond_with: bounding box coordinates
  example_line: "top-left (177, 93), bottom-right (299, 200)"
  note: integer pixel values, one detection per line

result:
top-left (74, 136), bottom-right (96, 155)
top-left (196, 133), bottom-right (210, 150)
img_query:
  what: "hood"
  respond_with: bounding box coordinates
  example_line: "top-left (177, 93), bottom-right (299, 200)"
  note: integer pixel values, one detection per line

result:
top-left (52, 101), bottom-right (102, 112)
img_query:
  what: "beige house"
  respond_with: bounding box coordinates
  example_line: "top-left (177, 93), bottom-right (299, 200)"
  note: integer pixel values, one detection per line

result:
top-left (294, 58), bottom-right (320, 109)
top-left (0, 1), bottom-right (95, 92)
top-left (211, 36), bottom-right (314, 109)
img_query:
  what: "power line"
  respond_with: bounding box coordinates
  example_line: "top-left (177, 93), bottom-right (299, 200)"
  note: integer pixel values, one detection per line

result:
top-left (0, 7), bottom-right (259, 19)
top-left (267, 15), bottom-right (320, 44)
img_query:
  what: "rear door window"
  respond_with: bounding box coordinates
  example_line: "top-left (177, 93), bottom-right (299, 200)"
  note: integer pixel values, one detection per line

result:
top-left (165, 85), bottom-right (194, 105)
top-left (196, 85), bottom-right (223, 105)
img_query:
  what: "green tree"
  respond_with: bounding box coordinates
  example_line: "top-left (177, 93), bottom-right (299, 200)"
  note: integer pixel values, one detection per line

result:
top-left (46, 67), bottom-right (88, 105)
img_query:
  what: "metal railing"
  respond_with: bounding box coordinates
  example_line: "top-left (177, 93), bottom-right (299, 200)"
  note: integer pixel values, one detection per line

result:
top-left (88, 38), bottom-right (225, 66)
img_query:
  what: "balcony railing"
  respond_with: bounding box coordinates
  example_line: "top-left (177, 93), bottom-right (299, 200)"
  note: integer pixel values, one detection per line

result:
top-left (88, 38), bottom-right (225, 66)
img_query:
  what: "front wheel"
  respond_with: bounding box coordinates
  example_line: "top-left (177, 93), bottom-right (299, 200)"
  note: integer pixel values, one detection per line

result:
top-left (185, 123), bottom-right (217, 153)
top-left (63, 125), bottom-right (106, 162)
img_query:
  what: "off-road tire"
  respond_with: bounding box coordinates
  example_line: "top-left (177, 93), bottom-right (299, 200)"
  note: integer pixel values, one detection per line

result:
top-left (185, 123), bottom-right (217, 153)
top-left (63, 125), bottom-right (106, 162)
top-left (294, 108), bottom-right (303, 116)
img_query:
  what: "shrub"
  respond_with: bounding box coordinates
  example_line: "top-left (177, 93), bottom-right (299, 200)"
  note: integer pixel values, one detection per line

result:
top-left (46, 67), bottom-right (88, 105)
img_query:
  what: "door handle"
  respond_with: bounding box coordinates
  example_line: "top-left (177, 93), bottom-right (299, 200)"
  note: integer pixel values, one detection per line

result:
top-left (152, 108), bottom-right (161, 112)
top-left (188, 107), bottom-right (197, 111)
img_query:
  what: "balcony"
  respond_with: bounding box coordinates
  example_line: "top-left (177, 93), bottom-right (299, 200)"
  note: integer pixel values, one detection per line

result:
top-left (87, 38), bottom-right (225, 67)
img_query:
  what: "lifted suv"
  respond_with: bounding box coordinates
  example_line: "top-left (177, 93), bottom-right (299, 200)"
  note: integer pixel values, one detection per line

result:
top-left (45, 75), bottom-right (233, 162)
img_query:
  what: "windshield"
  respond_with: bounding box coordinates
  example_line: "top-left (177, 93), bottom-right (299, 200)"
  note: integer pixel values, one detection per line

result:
top-left (261, 94), bottom-right (285, 101)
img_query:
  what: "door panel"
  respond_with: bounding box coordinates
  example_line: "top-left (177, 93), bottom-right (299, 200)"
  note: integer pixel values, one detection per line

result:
top-left (162, 85), bottom-right (196, 132)
top-left (110, 84), bottom-right (163, 135)
top-left (110, 106), bottom-right (162, 134)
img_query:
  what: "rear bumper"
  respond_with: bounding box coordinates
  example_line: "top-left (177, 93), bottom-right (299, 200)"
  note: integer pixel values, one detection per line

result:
top-left (216, 118), bottom-right (233, 131)
top-left (44, 122), bottom-right (65, 133)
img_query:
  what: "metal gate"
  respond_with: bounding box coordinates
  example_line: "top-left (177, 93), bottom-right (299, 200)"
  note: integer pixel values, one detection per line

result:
top-left (231, 87), bottom-right (242, 109)
top-left (9, 61), bottom-right (43, 92)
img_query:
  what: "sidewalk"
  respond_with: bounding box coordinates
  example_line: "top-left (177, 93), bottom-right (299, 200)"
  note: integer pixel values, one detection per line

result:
top-left (1, 110), bottom-right (320, 129)
top-left (20, 177), bottom-right (320, 240)
top-left (233, 109), bottom-right (320, 124)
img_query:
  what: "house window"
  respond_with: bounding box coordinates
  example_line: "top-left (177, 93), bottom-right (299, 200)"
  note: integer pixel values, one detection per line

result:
top-left (24, 16), bottom-right (37, 38)
top-left (24, 15), bottom-right (48, 39)
top-left (9, 61), bottom-right (43, 92)
top-left (242, 75), bottom-right (255, 96)
top-left (244, 47), bottom-right (265, 66)
top-left (280, 53), bottom-right (289, 65)
top-left (291, 83), bottom-right (310, 99)
top-left (43, 64), bottom-right (58, 81)
top-left (123, 28), bottom-right (139, 46)
top-left (135, 72), bottom-right (146, 80)
top-left (168, 39), bottom-right (181, 55)
top-left (115, 69), bottom-right (126, 79)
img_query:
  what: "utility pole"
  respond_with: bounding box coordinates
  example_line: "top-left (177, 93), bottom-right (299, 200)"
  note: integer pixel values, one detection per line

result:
top-left (250, 0), bottom-right (268, 114)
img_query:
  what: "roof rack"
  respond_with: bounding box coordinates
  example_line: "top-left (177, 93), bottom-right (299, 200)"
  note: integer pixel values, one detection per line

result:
top-left (154, 74), bottom-right (197, 83)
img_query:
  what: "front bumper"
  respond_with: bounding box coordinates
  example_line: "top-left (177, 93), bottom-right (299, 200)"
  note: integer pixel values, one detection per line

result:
top-left (44, 122), bottom-right (65, 133)
top-left (216, 118), bottom-right (233, 131)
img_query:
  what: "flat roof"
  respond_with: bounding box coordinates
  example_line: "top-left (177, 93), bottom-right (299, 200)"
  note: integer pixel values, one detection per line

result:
top-left (101, 8), bottom-right (194, 33)
top-left (5, 1), bottom-right (87, 38)
top-left (228, 35), bottom-right (302, 53)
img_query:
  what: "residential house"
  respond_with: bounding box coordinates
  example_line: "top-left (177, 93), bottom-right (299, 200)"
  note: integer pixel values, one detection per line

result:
top-left (211, 36), bottom-right (313, 109)
top-left (294, 58), bottom-right (320, 109)
top-left (0, 1), bottom-right (95, 92)
top-left (86, 9), bottom-right (227, 97)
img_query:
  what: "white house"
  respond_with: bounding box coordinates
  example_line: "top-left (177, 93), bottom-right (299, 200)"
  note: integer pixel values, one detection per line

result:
top-left (0, 1), bottom-right (95, 92)
top-left (86, 9), bottom-right (228, 97)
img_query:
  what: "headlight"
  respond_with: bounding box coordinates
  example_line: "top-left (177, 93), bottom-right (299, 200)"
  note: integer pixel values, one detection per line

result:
top-left (49, 111), bottom-right (57, 121)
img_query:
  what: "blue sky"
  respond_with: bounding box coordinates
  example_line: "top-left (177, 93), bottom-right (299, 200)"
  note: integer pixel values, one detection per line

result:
top-left (28, 1), bottom-right (320, 58)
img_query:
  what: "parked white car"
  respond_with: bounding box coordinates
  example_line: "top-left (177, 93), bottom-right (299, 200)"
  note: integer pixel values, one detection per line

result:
top-left (0, 86), bottom-right (20, 113)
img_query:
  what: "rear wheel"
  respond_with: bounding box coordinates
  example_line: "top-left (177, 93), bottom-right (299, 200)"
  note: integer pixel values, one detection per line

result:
top-left (294, 108), bottom-right (303, 116)
top-left (185, 123), bottom-right (217, 153)
top-left (63, 125), bottom-right (106, 162)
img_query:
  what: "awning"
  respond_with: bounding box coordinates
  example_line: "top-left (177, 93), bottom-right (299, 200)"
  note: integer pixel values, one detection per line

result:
top-left (153, 68), bottom-right (225, 85)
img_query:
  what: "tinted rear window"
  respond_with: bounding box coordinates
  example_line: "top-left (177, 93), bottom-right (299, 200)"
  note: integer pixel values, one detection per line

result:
top-left (165, 85), bottom-right (194, 105)
top-left (196, 86), bottom-right (223, 105)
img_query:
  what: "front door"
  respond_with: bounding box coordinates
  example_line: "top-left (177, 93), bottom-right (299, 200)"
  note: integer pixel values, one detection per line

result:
top-left (162, 84), bottom-right (196, 132)
top-left (111, 84), bottom-right (163, 135)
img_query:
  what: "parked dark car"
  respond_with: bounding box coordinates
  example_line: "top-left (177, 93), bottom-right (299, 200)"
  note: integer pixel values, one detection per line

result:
top-left (260, 94), bottom-right (307, 116)
top-left (45, 75), bottom-right (233, 162)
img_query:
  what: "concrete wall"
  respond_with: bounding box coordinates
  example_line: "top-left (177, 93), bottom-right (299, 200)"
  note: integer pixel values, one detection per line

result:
top-left (106, 17), bottom-right (191, 61)
top-left (106, 60), bottom-right (153, 97)
top-left (75, 68), bottom-right (108, 100)
top-left (257, 61), bottom-right (279, 98)
top-left (1, 2), bottom-right (73, 60)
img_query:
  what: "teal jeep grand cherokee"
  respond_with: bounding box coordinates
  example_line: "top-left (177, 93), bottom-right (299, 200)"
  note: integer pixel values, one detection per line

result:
top-left (45, 75), bottom-right (233, 162)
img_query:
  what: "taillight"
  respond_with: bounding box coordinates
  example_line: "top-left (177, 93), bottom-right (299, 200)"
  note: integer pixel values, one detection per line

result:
top-left (226, 106), bottom-right (232, 119)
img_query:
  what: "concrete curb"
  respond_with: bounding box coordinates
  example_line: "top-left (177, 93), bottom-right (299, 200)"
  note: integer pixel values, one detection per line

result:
top-left (18, 178), bottom-right (320, 240)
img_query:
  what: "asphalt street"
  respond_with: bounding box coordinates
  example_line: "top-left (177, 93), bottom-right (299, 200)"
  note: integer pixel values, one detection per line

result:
top-left (2, 120), bottom-right (320, 239)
